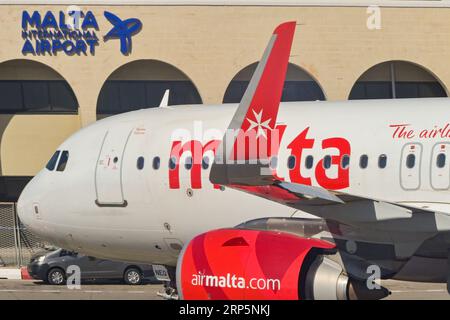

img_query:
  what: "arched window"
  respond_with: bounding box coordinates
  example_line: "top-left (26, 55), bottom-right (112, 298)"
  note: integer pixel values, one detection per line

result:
top-left (97, 60), bottom-right (202, 119)
top-left (223, 63), bottom-right (325, 103)
top-left (0, 60), bottom-right (78, 114)
top-left (349, 61), bottom-right (447, 100)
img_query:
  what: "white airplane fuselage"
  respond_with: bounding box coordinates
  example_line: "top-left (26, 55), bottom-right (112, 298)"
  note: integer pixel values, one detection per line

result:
top-left (17, 98), bottom-right (450, 267)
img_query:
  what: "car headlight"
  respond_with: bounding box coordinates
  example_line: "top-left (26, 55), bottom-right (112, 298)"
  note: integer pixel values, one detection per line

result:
top-left (37, 256), bottom-right (46, 263)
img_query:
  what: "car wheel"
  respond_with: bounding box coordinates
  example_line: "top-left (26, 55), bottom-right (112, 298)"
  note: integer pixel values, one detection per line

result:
top-left (47, 268), bottom-right (65, 285)
top-left (124, 267), bottom-right (142, 285)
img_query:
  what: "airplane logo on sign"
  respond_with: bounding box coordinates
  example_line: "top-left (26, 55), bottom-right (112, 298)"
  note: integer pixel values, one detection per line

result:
top-left (103, 11), bottom-right (142, 55)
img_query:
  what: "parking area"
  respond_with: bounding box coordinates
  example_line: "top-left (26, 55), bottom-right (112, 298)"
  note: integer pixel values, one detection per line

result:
top-left (0, 279), bottom-right (447, 300)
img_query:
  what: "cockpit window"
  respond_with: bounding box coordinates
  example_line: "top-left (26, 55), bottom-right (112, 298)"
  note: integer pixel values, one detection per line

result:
top-left (46, 151), bottom-right (60, 171)
top-left (56, 151), bottom-right (69, 171)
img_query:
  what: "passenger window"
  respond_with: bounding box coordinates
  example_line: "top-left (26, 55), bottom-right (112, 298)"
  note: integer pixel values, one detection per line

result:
top-left (136, 156), bottom-right (145, 170)
top-left (57, 151), bottom-right (69, 171)
top-left (202, 157), bottom-right (210, 170)
top-left (406, 154), bottom-right (416, 169)
top-left (185, 156), bottom-right (193, 170)
top-left (152, 156), bottom-right (160, 170)
top-left (323, 155), bottom-right (331, 169)
top-left (168, 157), bottom-right (177, 170)
top-left (305, 155), bottom-right (314, 169)
top-left (359, 155), bottom-right (368, 169)
top-left (378, 154), bottom-right (387, 169)
top-left (437, 153), bottom-right (446, 168)
top-left (287, 156), bottom-right (296, 170)
top-left (341, 155), bottom-right (350, 169)
top-left (46, 150), bottom-right (60, 171)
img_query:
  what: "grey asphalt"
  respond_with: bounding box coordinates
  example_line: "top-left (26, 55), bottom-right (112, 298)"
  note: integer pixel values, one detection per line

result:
top-left (0, 279), bottom-right (447, 300)
top-left (0, 279), bottom-right (165, 300)
top-left (383, 279), bottom-right (449, 300)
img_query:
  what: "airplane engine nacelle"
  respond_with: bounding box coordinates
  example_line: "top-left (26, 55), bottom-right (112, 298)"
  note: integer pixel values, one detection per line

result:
top-left (176, 228), bottom-right (352, 300)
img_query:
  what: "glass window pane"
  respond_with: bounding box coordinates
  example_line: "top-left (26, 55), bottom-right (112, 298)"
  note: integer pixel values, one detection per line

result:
top-left (223, 81), bottom-right (248, 103)
top-left (119, 81), bottom-right (146, 112)
top-left (281, 81), bottom-right (325, 101)
top-left (202, 157), bottom-right (210, 170)
top-left (418, 82), bottom-right (447, 98)
top-left (305, 155), bottom-right (314, 169)
top-left (378, 154), bottom-right (387, 169)
top-left (0, 82), bottom-right (23, 111)
top-left (170, 81), bottom-right (202, 105)
top-left (185, 156), bottom-right (193, 170)
top-left (360, 155), bottom-right (368, 169)
top-left (341, 155), bottom-right (350, 169)
top-left (395, 82), bottom-right (419, 99)
top-left (323, 155), bottom-right (331, 169)
top-left (97, 82), bottom-right (120, 114)
top-left (168, 157), bottom-right (177, 170)
top-left (287, 156), bottom-right (296, 170)
top-left (46, 151), bottom-right (60, 171)
top-left (23, 81), bottom-right (49, 111)
top-left (49, 81), bottom-right (78, 112)
top-left (437, 153), bottom-right (446, 168)
top-left (56, 151), bottom-right (69, 171)
top-left (365, 82), bottom-right (392, 99)
top-left (145, 81), bottom-right (202, 107)
top-left (137, 156), bottom-right (145, 170)
top-left (152, 156), bottom-right (160, 170)
top-left (225, 80), bottom-right (325, 103)
top-left (348, 83), bottom-right (366, 100)
top-left (406, 154), bottom-right (416, 169)
top-left (350, 82), bottom-right (392, 100)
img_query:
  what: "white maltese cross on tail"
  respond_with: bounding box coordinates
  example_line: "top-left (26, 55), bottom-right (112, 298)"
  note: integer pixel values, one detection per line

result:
top-left (246, 108), bottom-right (272, 139)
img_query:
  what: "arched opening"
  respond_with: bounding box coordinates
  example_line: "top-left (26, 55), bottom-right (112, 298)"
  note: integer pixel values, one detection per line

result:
top-left (349, 61), bottom-right (447, 100)
top-left (223, 62), bottom-right (325, 103)
top-left (0, 59), bottom-right (80, 180)
top-left (0, 60), bottom-right (79, 266)
top-left (0, 59), bottom-right (78, 113)
top-left (97, 60), bottom-right (202, 119)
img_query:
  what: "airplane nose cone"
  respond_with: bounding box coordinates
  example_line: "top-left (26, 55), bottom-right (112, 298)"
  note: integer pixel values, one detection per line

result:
top-left (17, 177), bottom-right (36, 229)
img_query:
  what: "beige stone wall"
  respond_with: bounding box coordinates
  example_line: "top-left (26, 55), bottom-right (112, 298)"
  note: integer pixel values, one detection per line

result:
top-left (108, 60), bottom-right (190, 80)
top-left (0, 115), bottom-right (80, 175)
top-left (232, 63), bottom-right (315, 81)
top-left (0, 4), bottom-right (450, 175)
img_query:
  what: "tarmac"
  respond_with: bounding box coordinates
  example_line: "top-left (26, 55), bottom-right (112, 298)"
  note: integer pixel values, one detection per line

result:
top-left (0, 279), bottom-right (447, 300)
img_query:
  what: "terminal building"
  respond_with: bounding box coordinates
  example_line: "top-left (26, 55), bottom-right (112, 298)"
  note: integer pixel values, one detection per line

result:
top-left (1, 0), bottom-right (450, 265)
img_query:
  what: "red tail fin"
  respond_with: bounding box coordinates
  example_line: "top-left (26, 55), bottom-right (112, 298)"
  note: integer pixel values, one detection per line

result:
top-left (210, 22), bottom-right (296, 185)
top-left (240, 22), bottom-right (296, 133)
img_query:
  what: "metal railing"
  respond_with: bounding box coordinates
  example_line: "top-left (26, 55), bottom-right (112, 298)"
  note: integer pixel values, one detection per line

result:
top-left (0, 203), bottom-right (50, 267)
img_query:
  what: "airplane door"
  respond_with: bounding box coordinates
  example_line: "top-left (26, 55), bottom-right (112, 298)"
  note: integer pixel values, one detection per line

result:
top-left (95, 128), bottom-right (133, 206)
top-left (431, 143), bottom-right (450, 190)
top-left (400, 143), bottom-right (422, 190)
